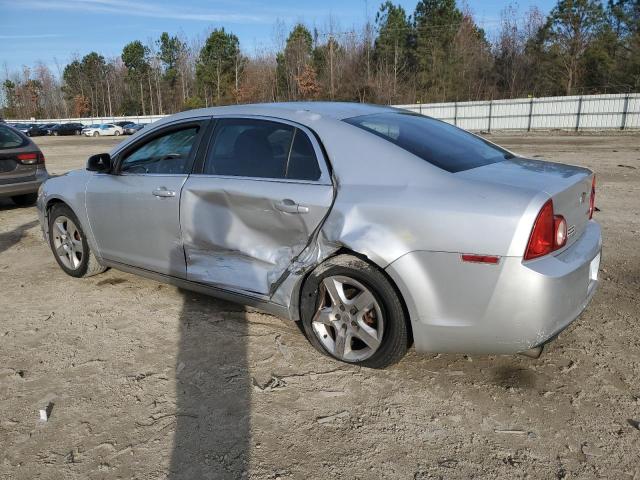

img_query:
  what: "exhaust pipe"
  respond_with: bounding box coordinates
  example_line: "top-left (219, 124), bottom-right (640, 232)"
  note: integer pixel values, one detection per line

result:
top-left (519, 345), bottom-right (544, 359)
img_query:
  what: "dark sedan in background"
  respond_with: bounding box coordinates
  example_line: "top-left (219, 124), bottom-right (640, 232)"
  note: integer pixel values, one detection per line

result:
top-left (14, 123), bottom-right (48, 137)
top-left (0, 123), bottom-right (48, 205)
top-left (40, 123), bottom-right (60, 135)
top-left (50, 122), bottom-right (84, 136)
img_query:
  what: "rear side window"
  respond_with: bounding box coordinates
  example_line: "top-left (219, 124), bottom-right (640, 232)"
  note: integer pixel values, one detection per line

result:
top-left (344, 112), bottom-right (514, 173)
top-left (286, 130), bottom-right (321, 180)
top-left (204, 118), bottom-right (321, 181)
top-left (0, 125), bottom-right (26, 149)
top-left (120, 126), bottom-right (199, 174)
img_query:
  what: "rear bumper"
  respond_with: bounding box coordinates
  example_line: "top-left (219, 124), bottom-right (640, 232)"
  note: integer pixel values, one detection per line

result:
top-left (386, 220), bottom-right (602, 354)
top-left (0, 169), bottom-right (48, 198)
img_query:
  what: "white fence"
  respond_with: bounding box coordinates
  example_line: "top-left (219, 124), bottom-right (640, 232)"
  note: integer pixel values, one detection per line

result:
top-left (8, 92), bottom-right (640, 132)
top-left (396, 93), bottom-right (640, 131)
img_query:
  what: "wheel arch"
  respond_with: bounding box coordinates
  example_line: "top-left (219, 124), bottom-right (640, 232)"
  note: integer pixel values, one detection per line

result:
top-left (297, 246), bottom-right (414, 347)
top-left (44, 196), bottom-right (103, 264)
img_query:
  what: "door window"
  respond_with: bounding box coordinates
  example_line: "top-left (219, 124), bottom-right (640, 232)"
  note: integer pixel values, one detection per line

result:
top-left (120, 126), bottom-right (199, 175)
top-left (204, 118), bottom-right (321, 181)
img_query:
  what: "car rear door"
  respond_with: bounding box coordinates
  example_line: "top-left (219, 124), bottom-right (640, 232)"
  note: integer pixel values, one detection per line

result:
top-left (85, 118), bottom-right (210, 277)
top-left (181, 116), bottom-right (334, 296)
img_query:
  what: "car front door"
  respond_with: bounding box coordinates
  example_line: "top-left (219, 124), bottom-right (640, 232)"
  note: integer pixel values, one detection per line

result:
top-left (181, 117), bottom-right (334, 296)
top-left (86, 119), bottom-right (209, 277)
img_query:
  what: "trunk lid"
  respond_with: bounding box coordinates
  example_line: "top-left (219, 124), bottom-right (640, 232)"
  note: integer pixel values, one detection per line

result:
top-left (0, 150), bottom-right (38, 184)
top-left (457, 158), bottom-right (593, 248)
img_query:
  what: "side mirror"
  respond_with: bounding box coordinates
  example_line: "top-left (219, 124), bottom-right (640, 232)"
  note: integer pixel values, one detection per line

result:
top-left (87, 153), bottom-right (112, 172)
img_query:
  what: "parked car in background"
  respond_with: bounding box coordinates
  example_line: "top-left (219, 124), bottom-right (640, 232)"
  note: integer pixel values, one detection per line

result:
top-left (115, 121), bottom-right (135, 128)
top-left (37, 102), bottom-right (601, 368)
top-left (123, 123), bottom-right (145, 135)
top-left (13, 123), bottom-right (45, 136)
top-left (0, 123), bottom-right (48, 206)
top-left (40, 123), bottom-right (60, 135)
top-left (82, 124), bottom-right (123, 137)
top-left (51, 123), bottom-right (84, 136)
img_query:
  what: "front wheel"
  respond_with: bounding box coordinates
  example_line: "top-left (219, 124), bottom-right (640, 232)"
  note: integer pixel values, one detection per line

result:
top-left (93, 131), bottom-right (99, 137)
top-left (48, 203), bottom-right (106, 278)
top-left (300, 254), bottom-right (409, 369)
top-left (114, 130), bottom-right (120, 136)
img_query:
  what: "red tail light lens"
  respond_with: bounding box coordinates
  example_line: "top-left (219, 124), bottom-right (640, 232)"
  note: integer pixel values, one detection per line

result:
top-left (588, 176), bottom-right (596, 219)
top-left (524, 199), bottom-right (567, 261)
top-left (524, 200), bottom-right (554, 260)
top-left (16, 152), bottom-right (44, 165)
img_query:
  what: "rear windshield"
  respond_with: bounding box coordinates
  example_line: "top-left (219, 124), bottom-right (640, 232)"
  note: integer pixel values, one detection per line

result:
top-left (0, 125), bottom-right (26, 149)
top-left (343, 112), bottom-right (514, 173)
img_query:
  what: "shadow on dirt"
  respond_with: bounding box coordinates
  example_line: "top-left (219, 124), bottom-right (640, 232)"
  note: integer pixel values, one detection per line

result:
top-left (0, 219), bottom-right (39, 255)
top-left (491, 365), bottom-right (537, 390)
top-left (168, 289), bottom-right (251, 479)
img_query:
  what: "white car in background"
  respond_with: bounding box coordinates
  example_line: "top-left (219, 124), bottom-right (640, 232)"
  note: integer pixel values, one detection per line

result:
top-left (82, 124), bottom-right (123, 137)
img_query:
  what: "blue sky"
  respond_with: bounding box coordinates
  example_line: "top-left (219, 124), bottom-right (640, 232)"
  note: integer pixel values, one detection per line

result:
top-left (0, 0), bottom-right (556, 74)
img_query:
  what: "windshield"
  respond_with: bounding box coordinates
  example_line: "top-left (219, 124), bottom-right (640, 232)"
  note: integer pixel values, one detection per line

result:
top-left (343, 112), bottom-right (514, 173)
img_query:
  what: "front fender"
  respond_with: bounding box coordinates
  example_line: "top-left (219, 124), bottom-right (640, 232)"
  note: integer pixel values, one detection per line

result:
top-left (37, 170), bottom-right (103, 263)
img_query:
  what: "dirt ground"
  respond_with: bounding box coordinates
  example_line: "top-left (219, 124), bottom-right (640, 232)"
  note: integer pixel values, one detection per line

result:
top-left (1, 132), bottom-right (639, 480)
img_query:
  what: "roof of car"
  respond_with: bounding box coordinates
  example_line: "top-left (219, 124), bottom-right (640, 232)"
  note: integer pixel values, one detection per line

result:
top-left (154, 102), bottom-right (399, 128)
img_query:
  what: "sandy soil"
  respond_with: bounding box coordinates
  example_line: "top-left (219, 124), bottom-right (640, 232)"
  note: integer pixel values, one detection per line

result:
top-left (1, 133), bottom-right (639, 479)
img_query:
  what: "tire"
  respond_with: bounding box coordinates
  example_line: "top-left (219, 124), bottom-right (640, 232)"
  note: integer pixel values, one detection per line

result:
top-left (48, 203), bottom-right (106, 278)
top-left (53, 131), bottom-right (59, 136)
top-left (93, 131), bottom-right (99, 137)
top-left (75, 130), bottom-right (81, 135)
top-left (114, 130), bottom-right (120, 136)
top-left (11, 193), bottom-right (38, 206)
top-left (300, 254), bottom-right (409, 369)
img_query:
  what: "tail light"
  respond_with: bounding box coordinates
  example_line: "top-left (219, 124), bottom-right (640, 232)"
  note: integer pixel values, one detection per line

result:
top-left (524, 199), bottom-right (567, 260)
top-left (588, 176), bottom-right (596, 219)
top-left (17, 152), bottom-right (45, 165)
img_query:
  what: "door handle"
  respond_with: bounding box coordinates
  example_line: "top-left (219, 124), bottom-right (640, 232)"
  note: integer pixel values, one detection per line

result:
top-left (152, 187), bottom-right (176, 198)
top-left (275, 199), bottom-right (309, 214)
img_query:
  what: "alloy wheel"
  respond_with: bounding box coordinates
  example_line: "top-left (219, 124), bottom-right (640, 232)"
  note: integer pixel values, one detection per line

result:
top-left (52, 216), bottom-right (84, 270)
top-left (311, 275), bottom-right (384, 362)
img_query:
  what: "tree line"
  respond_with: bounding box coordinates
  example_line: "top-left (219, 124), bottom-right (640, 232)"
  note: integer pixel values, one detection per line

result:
top-left (2, 0), bottom-right (638, 120)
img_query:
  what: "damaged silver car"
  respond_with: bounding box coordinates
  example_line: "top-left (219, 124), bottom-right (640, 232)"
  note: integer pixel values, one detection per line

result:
top-left (37, 103), bottom-right (601, 368)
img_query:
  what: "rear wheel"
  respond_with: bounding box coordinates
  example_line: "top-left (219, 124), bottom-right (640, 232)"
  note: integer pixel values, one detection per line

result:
top-left (75, 130), bottom-right (81, 135)
top-left (53, 131), bottom-right (59, 136)
top-left (114, 130), bottom-right (120, 136)
top-left (93, 131), bottom-right (99, 137)
top-left (11, 193), bottom-right (38, 206)
top-left (300, 254), bottom-right (409, 369)
top-left (48, 203), bottom-right (106, 278)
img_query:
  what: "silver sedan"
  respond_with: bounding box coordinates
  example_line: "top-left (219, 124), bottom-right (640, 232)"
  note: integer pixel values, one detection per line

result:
top-left (37, 103), bottom-right (602, 368)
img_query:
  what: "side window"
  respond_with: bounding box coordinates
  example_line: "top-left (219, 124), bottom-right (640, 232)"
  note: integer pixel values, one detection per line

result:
top-left (285, 130), bottom-right (321, 181)
top-left (0, 125), bottom-right (26, 149)
top-left (205, 119), bottom-right (294, 178)
top-left (120, 126), bottom-right (199, 175)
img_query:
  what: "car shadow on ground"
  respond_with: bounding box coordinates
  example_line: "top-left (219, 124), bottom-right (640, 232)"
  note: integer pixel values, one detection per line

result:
top-left (0, 219), bottom-right (39, 255)
top-left (168, 289), bottom-right (251, 479)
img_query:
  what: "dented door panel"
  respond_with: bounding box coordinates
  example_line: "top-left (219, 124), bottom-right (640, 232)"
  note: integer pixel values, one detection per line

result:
top-left (181, 177), bottom-right (333, 295)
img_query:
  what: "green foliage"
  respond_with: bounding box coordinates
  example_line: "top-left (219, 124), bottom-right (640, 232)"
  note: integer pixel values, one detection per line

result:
top-left (277, 24), bottom-right (314, 99)
top-left (122, 41), bottom-right (149, 77)
top-left (158, 32), bottom-right (184, 86)
top-left (196, 28), bottom-right (240, 104)
top-left (374, 1), bottom-right (412, 67)
top-left (183, 96), bottom-right (205, 110)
